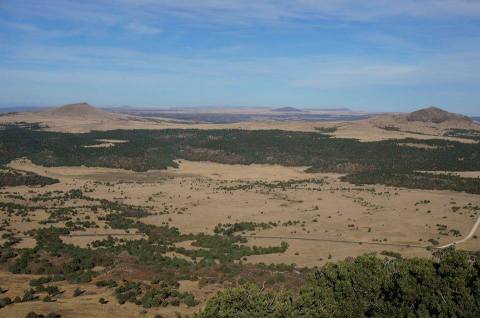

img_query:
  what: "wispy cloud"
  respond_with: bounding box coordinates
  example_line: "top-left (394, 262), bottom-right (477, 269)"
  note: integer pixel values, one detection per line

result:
top-left (125, 22), bottom-right (162, 35)
top-left (3, 0), bottom-right (480, 30)
top-left (2, 42), bottom-right (479, 89)
top-left (2, 22), bottom-right (41, 32)
top-left (112, 0), bottom-right (480, 24)
top-left (1, 0), bottom-right (479, 112)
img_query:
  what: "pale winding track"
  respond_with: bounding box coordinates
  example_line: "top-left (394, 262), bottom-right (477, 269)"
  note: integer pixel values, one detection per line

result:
top-left (438, 213), bottom-right (480, 249)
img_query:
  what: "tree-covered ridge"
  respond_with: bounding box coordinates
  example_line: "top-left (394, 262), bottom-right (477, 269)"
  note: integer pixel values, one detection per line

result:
top-left (1, 127), bottom-right (479, 172)
top-left (197, 248), bottom-right (480, 318)
top-left (1, 126), bottom-right (479, 192)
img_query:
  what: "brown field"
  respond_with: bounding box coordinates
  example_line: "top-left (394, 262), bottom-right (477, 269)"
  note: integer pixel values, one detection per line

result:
top-left (1, 157), bottom-right (479, 317)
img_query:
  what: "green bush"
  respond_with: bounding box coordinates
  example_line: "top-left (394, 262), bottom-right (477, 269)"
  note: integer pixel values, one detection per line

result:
top-left (73, 288), bottom-right (84, 297)
top-left (197, 248), bottom-right (480, 317)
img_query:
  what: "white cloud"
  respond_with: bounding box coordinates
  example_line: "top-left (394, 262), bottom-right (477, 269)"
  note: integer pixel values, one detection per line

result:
top-left (3, 42), bottom-right (480, 90)
top-left (3, 22), bottom-right (41, 32)
top-left (2, 0), bottom-right (480, 31)
top-left (115, 0), bottom-right (480, 23)
top-left (125, 22), bottom-right (162, 35)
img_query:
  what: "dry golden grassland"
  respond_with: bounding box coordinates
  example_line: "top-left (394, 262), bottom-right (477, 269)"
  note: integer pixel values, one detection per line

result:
top-left (1, 159), bottom-right (479, 317)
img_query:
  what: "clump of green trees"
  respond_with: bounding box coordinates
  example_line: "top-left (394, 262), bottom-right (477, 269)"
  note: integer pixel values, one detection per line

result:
top-left (0, 168), bottom-right (59, 187)
top-left (214, 222), bottom-right (275, 235)
top-left (444, 128), bottom-right (480, 140)
top-left (197, 248), bottom-right (480, 317)
top-left (113, 280), bottom-right (198, 308)
top-left (25, 312), bottom-right (60, 318)
top-left (342, 171), bottom-right (480, 194)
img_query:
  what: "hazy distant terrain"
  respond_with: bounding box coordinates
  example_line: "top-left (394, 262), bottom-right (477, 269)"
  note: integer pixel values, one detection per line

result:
top-left (119, 110), bottom-right (372, 124)
top-left (116, 106), bottom-right (371, 124)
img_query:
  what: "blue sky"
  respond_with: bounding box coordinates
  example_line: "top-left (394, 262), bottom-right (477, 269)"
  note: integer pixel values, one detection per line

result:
top-left (1, 1), bottom-right (480, 114)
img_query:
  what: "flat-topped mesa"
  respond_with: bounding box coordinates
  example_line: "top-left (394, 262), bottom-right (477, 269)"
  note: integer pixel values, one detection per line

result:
top-left (406, 106), bottom-right (472, 124)
top-left (272, 106), bottom-right (303, 112)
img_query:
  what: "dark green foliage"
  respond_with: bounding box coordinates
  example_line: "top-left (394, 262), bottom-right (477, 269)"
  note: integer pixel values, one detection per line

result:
top-left (315, 127), bottom-right (338, 133)
top-left (214, 222), bottom-right (273, 235)
top-left (342, 171), bottom-right (480, 194)
top-left (444, 128), bottom-right (480, 140)
top-left (199, 285), bottom-right (290, 317)
top-left (21, 289), bottom-right (38, 302)
top-left (29, 275), bottom-right (64, 287)
top-left (0, 121), bottom-right (44, 130)
top-left (115, 281), bottom-right (142, 304)
top-left (73, 288), bottom-right (84, 297)
top-left (114, 281), bottom-right (198, 308)
top-left (0, 297), bottom-right (12, 308)
top-left (95, 279), bottom-right (118, 288)
top-left (378, 125), bottom-right (400, 131)
top-left (182, 292), bottom-right (198, 307)
top-left (9, 249), bottom-right (34, 274)
top-left (181, 234), bottom-right (288, 264)
top-left (34, 284), bottom-right (61, 296)
top-left (197, 248), bottom-right (480, 317)
top-left (42, 295), bottom-right (54, 302)
top-left (7, 226), bottom-right (108, 280)
top-left (0, 168), bottom-right (59, 187)
top-left (1, 127), bottom-right (479, 174)
top-left (380, 250), bottom-right (402, 259)
top-left (216, 178), bottom-right (325, 192)
top-left (1, 126), bottom-right (480, 192)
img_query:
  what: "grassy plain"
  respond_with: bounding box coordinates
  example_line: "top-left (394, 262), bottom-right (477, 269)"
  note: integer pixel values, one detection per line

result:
top-left (1, 158), bottom-right (479, 317)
